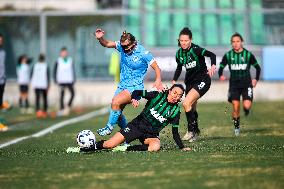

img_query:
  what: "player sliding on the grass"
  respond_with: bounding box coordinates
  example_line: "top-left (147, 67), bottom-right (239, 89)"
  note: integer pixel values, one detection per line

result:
top-left (94, 29), bottom-right (164, 136)
top-left (67, 84), bottom-right (191, 153)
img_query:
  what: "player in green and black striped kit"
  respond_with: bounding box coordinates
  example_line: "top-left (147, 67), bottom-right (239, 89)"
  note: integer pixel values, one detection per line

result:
top-left (67, 84), bottom-right (191, 153)
top-left (218, 33), bottom-right (261, 136)
top-left (172, 27), bottom-right (216, 142)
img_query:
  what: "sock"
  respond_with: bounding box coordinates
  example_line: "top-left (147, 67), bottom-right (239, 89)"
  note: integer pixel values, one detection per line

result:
top-left (243, 108), bottom-right (250, 116)
top-left (106, 109), bottom-right (122, 128)
top-left (194, 111), bottom-right (200, 134)
top-left (126, 144), bottom-right (149, 151)
top-left (19, 98), bottom-right (23, 108)
top-left (233, 117), bottom-right (240, 129)
top-left (80, 140), bottom-right (105, 152)
top-left (185, 110), bottom-right (196, 132)
top-left (117, 114), bottom-right (128, 129)
top-left (25, 99), bottom-right (29, 108)
top-left (194, 111), bottom-right (198, 119)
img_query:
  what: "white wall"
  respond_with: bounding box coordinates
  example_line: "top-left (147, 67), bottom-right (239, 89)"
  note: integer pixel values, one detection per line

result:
top-left (3, 81), bottom-right (284, 109)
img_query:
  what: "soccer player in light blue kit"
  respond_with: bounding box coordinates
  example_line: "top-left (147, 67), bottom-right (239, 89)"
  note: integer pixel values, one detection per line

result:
top-left (94, 29), bottom-right (164, 136)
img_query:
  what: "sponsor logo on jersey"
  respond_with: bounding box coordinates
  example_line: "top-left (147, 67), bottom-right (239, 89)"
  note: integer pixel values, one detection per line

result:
top-left (150, 108), bottom-right (167, 123)
top-left (124, 127), bottom-right (130, 133)
top-left (185, 61), bottom-right (196, 69)
top-left (133, 56), bottom-right (139, 62)
top-left (231, 64), bottom-right (247, 70)
top-left (198, 82), bottom-right (205, 90)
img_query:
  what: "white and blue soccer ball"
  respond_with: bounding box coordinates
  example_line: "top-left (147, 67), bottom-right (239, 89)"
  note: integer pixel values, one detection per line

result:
top-left (76, 130), bottom-right (96, 148)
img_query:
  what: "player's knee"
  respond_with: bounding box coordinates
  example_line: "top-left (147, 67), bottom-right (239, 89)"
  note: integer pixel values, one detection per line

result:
top-left (182, 101), bottom-right (191, 110)
top-left (148, 143), bottom-right (160, 152)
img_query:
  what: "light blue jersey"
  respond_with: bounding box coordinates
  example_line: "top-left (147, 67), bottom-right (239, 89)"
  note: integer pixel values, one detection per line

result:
top-left (115, 41), bottom-right (155, 89)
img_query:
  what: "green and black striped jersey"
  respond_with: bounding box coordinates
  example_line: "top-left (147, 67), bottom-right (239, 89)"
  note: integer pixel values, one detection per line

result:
top-left (173, 43), bottom-right (216, 84)
top-left (132, 90), bottom-right (181, 132)
top-left (219, 48), bottom-right (259, 83)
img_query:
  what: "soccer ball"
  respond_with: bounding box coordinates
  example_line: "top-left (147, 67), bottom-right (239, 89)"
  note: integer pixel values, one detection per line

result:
top-left (76, 130), bottom-right (96, 148)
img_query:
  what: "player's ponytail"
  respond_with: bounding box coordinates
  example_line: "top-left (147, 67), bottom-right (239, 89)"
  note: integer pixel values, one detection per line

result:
top-left (120, 31), bottom-right (137, 45)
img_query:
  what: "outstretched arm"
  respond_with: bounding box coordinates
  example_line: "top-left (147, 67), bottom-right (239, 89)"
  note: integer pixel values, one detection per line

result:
top-left (172, 127), bottom-right (191, 151)
top-left (150, 61), bottom-right (164, 91)
top-left (131, 90), bottom-right (159, 108)
top-left (94, 29), bottom-right (116, 48)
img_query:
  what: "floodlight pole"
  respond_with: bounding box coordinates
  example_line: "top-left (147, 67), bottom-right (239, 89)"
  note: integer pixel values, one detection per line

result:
top-left (40, 12), bottom-right (47, 54)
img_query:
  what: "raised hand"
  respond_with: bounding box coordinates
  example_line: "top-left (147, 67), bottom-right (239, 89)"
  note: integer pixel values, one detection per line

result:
top-left (94, 29), bottom-right (105, 39)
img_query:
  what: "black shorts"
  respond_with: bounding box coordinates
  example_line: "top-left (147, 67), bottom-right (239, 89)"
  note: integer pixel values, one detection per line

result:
top-left (19, 85), bottom-right (29, 93)
top-left (185, 74), bottom-right (211, 97)
top-left (120, 116), bottom-right (159, 144)
top-left (228, 85), bottom-right (253, 102)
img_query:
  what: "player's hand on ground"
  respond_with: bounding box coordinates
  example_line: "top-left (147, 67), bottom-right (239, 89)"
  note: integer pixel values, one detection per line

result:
top-left (131, 99), bottom-right (139, 108)
top-left (94, 29), bottom-right (105, 39)
top-left (153, 80), bottom-right (164, 92)
top-left (207, 64), bottom-right (216, 78)
top-left (252, 79), bottom-right (258, 87)
top-left (181, 147), bottom-right (192, 151)
top-left (219, 75), bottom-right (226, 81)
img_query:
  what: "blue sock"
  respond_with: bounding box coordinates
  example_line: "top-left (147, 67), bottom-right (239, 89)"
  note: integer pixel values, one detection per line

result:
top-left (117, 114), bottom-right (128, 129)
top-left (106, 109), bottom-right (122, 128)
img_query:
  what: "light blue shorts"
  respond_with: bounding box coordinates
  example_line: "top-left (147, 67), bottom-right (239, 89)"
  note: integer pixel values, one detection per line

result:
top-left (114, 84), bottom-right (144, 97)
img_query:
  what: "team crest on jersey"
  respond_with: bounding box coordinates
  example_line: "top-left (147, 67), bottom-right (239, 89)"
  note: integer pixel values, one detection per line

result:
top-left (150, 108), bottom-right (167, 123)
top-left (241, 57), bottom-right (245, 62)
top-left (132, 56), bottom-right (139, 62)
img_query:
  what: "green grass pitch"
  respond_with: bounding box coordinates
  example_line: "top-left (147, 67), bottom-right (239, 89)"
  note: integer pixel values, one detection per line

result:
top-left (0, 101), bottom-right (283, 189)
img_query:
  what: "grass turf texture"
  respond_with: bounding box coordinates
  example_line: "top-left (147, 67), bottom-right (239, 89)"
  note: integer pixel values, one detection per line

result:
top-left (0, 102), bottom-right (283, 189)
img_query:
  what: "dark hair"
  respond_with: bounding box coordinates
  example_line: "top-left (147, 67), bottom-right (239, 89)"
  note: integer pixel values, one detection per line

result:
top-left (18, 55), bottom-right (32, 65)
top-left (231, 32), bottom-right (243, 42)
top-left (169, 84), bottom-right (185, 94)
top-left (38, 54), bottom-right (45, 62)
top-left (0, 33), bottom-right (3, 38)
top-left (178, 27), bottom-right (192, 46)
top-left (61, 47), bottom-right (67, 51)
top-left (120, 31), bottom-right (136, 45)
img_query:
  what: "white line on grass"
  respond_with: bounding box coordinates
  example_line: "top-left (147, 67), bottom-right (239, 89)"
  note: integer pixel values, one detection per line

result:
top-left (0, 107), bottom-right (109, 149)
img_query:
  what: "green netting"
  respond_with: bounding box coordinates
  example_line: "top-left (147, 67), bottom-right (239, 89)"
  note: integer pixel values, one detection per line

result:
top-left (158, 12), bottom-right (171, 46)
top-left (128, 0), bottom-right (140, 9)
top-left (145, 13), bottom-right (156, 46)
top-left (173, 0), bottom-right (186, 8)
top-left (158, 0), bottom-right (171, 8)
